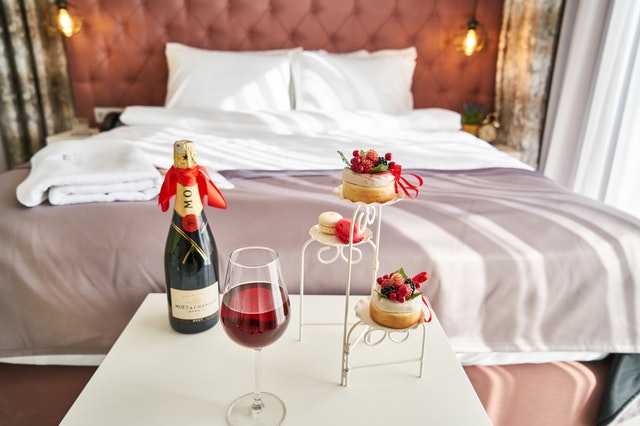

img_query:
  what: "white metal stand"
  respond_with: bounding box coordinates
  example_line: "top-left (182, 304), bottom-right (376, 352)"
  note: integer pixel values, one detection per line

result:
top-left (342, 298), bottom-right (427, 386)
top-left (298, 186), bottom-right (429, 386)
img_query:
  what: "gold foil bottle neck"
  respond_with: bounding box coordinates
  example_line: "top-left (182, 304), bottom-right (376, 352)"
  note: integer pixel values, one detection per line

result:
top-left (173, 140), bottom-right (197, 169)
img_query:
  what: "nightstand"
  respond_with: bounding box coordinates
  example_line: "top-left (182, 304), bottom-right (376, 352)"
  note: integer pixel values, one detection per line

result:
top-left (60, 294), bottom-right (491, 425)
top-left (46, 128), bottom-right (99, 144)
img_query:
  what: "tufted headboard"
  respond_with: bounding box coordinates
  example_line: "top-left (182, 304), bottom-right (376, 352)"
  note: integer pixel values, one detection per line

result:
top-left (64, 0), bottom-right (503, 126)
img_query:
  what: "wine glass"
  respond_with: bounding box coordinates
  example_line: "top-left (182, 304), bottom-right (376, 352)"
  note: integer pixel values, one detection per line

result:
top-left (220, 246), bottom-right (291, 426)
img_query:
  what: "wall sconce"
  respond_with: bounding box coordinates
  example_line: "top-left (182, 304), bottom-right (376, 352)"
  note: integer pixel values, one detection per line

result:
top-left (455, 0), bottom-right (487, 56)
top-left (54, 0), bottom-right (81, 37)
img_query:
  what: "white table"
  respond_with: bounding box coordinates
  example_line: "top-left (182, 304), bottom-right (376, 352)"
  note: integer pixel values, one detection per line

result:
top-left (61, 294), bottom-right (491, 425)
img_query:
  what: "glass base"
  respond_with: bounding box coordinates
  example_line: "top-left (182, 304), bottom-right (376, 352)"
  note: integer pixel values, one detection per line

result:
top-left (226, 392), bottom-right (286, 426)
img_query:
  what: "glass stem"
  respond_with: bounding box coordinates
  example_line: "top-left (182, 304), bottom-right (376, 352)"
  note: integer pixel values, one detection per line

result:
top-left (251, 348), bottom-right (264, 413)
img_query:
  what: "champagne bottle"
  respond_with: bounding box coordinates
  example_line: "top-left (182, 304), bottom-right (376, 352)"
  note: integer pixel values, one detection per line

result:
top-left (159, 140), bottom-right (227, 334)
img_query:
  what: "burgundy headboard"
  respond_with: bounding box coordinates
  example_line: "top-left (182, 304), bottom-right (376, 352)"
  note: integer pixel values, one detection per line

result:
top-left (65, 0), bottom-right (503, 126)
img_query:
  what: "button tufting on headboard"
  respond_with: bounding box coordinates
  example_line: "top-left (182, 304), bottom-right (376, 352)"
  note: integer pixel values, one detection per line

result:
top-left (65, 0), bottom-right (503, 125)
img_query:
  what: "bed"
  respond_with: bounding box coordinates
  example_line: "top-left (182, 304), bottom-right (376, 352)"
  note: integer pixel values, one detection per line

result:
top-left (2, 1), bottom-right (640, 425)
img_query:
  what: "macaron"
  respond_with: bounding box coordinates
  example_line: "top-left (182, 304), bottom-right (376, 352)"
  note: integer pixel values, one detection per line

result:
top-left (318, 211), bottom-right (343, 235)
top-left (335, 218), bottom-right (365, 244)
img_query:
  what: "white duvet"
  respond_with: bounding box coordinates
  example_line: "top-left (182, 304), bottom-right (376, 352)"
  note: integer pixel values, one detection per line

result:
top-left (19, 107), bottom-right (530, 206)
top-left (105, 106), bottom-right (532, 176)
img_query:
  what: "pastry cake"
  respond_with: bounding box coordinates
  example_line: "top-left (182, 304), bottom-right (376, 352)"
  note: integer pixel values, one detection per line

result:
top-left (369, 268), bottom-right (429, 329)
top-left (339, 149), bottom-right (396, 204)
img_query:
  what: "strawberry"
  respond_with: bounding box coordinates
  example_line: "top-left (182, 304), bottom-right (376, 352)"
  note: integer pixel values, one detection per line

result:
top-left (413, 271), bottom-right (429, 284)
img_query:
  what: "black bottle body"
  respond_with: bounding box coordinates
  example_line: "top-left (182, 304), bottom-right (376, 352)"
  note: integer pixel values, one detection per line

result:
top-left (164, 188), bottom-right (220, 334)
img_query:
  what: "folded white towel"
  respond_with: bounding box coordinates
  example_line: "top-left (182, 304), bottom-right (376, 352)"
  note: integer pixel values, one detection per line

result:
top-left (16, 139), bottom-right (163, 207)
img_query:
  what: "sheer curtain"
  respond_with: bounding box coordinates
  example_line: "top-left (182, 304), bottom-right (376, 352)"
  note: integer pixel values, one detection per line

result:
top-left (540, 0), bottom-right (640, 219)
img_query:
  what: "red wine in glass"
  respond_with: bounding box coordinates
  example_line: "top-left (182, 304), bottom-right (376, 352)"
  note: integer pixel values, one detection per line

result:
top-left (221, 281), bottom-right (290, 349)
top-left (221, 246), bottom-right (290, 425)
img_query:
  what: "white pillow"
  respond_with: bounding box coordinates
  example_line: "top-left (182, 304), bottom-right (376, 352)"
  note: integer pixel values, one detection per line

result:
top-left (291, 48), bottom-right (417, 114)
top-left (165, 43), bottom-right (298, 111)
top-left (403, 108), bottom-right (463, 131)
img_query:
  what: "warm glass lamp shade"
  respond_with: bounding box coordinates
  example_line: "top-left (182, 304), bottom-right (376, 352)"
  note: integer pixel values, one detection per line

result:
top-left (456, 18), bottom-right (487, 56)
top-left (55, 2), bottom-right (81, 37)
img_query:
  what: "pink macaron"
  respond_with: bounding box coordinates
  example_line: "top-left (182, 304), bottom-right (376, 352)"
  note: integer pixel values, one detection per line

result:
top-left (335, 218), bottom-right (365, 244)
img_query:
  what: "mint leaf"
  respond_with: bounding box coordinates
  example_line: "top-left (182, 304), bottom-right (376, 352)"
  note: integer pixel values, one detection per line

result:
top-left (396, 267), bottom-right (408, 279)
top-left (338, 150), bottom-right (351, 167)
top-left (369, 163), bottom-right (389, 174)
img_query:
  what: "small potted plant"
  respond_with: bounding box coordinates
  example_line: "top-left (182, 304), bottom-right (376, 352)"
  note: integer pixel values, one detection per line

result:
top-left (461, 102), bottom-right (485, 136)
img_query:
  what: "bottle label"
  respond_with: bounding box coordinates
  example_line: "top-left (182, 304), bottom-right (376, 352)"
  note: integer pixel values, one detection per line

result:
top-left (170, 284), bottom-right (219, 320)
top-left (175, 183), bottom-right (203, 218)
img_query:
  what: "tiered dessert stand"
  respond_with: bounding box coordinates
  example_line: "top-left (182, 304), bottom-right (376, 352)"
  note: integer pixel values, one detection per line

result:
top-left (299, 185), bottom-right (429, 386)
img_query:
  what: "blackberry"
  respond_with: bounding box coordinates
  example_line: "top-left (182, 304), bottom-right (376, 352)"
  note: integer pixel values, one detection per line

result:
top-left (380, 285), bottom-right (395, 297)
top-left (378, 156), bottom-right (388, 166)
top-left (405, 279), bottom-right (416, 292)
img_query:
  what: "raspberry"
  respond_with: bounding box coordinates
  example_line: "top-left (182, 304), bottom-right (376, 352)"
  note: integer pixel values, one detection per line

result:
top-left (403, 283), bottom-right (413, 296)
top-left (351, 164), bottom-right (359, 172)
top-left (388, 161), bottom-right (396, 169)
top-left (389, 292), bottom-right (397, 301)
top-left (389, 273), bottom-right (404, 287)
top-left (365, 149), bottom-right (379, 162)
top-left (350, 156), bottom-right (361, 165)
top-left (396, 284), bottom-right (407, 297)
top-left (361, 159), bottom-right (374, 173)
top-left (385, 152), bottom-right (393, 161)
top-left (377, 277), bottom-right (383, 285)
top-left (397, 295), bottom-right (406, 303)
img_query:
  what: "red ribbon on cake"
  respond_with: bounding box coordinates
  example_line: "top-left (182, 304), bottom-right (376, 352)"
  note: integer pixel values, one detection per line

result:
top-left (158, 165), bottom-right (227, 212)
top-left (393, 165), bottom-right (424, 199)
top-left (422, 295), bottom-right (433, 323)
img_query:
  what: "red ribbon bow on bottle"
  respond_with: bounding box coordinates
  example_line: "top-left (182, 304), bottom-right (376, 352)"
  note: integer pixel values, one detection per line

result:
top-left (392, 165), bottom-right (424, 199)
top-left (158, 165), bottom-right (227, 212)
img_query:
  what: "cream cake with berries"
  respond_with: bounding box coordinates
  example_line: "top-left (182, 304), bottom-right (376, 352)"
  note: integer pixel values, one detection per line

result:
top-left (370, 269), bottom-right (429, 329)
top-left (339, 149), bottom-right (396, 204)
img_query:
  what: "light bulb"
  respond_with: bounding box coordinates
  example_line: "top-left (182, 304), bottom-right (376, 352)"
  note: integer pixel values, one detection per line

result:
top-left (56, 6), bottom-right (81, 37)
top-left (463, 28), bottom-right (479, 56)
top-left (455, 17), bottom-right (486, 57)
